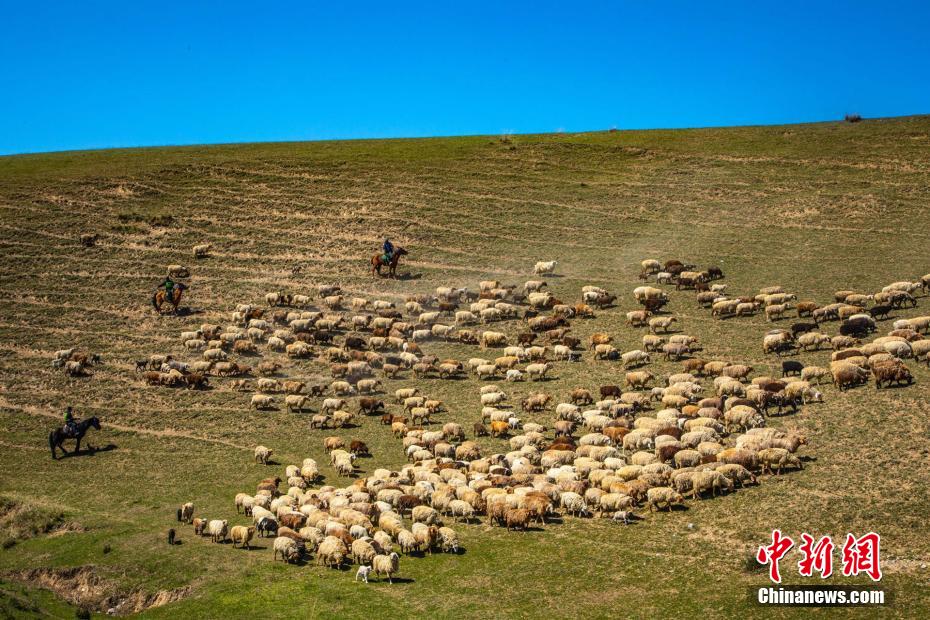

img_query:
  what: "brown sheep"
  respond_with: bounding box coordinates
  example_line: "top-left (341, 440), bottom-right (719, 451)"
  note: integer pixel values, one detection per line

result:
top-left (872, 362), bottom-right (913, 389)
top-left (504, 508), bottom-right (530, 530)
top-left (570, 388), bottom-right (594, 405)
top-left (349, 440), bottom-right (371, 456)
top-left (490, 421), bottom-right (509, 438)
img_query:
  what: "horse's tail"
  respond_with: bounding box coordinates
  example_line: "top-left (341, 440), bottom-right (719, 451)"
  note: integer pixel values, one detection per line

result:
top-left (151, 292), bottom-right (159, 311)
top-left (48, 431), bottom-right (57, 459)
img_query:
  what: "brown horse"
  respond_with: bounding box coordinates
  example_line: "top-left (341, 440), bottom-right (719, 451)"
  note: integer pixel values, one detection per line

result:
top-left (371, 247), bottom-right (408, 278)
top-left (152, 283), bottom-right (187, 314)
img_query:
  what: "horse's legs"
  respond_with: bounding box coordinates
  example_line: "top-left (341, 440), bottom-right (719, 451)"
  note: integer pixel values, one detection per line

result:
top-left (74, 436), bottom-right (81, 454)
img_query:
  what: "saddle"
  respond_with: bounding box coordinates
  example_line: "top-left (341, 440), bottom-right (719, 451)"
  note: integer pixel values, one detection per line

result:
top-left (382, 253), bottom-right (393, 263)
top-left (62, 422), bottom-right (79, 438)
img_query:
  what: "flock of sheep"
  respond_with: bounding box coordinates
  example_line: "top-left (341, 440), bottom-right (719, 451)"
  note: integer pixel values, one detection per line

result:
top-left (138, 257), bottom-right (930, 582)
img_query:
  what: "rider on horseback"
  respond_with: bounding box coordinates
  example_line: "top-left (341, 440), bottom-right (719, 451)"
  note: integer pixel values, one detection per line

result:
top-left (63, 406), bottom-right (78, 437)
top-left (382, 238), bottom-right (394, 263)
top-left (158, 276), bottom-right (176, 301)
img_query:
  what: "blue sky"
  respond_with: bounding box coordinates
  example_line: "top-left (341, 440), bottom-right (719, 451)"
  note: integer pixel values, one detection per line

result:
top-left (1, 1), bottom-right (928, 155)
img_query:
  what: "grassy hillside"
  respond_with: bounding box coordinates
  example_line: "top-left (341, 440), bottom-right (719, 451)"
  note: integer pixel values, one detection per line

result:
top-left (1, 117), bottom-right (929, 618)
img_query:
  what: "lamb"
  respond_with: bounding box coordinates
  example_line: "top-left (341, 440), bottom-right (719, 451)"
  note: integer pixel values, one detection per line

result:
top-left (254, 445), bottom-right (273, 464)
top-left (534, 260), bottom-right (557, 275)
top-left (193, 243), bottom-right (212, 258)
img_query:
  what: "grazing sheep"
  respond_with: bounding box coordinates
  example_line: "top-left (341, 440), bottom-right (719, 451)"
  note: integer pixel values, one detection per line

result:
top-left (646, 487), bottom-right (684, 512)
top-left (251, 394), bottom-right (275, 410)
top-left (177, 502), bottom-right (194, 524)
top-left (193, 243), bottom-right (212, 258)
top-left (229, 525), bottom-right (255, 549)
top-left (317, 535), bottom-right (348, 568)
top-left (525, 362), bottom-right (552, 381)
top-left (254, 445), bottom-right (273, 464)
top-left (648, 316), bottom-right (677, 334)
top-left (534, 260), bottom-right (557, 275)
top-left (284, 394), bottom-right (309, 413)
top-left (437, 527), bottom-right (459, 553)
top-left (621, 350), bottom-right (650, 368)
top-left (207, 519), bottom-right (228, 543)
top-left (372, 552), bottom-right (401, 583)
top-left (273, 536), bottom-right (301, 563)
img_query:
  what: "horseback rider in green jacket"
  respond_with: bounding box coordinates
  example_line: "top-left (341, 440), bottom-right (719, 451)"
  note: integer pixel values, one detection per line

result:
top-left (158, 276), bottom-right (176, 300)
top-left (382, 238), bottom-right (394, 263)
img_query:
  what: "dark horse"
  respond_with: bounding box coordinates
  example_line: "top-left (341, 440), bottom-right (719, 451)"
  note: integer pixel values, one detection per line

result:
top-left (152, 283), bottom-right (188, 314)
top-left (49, 416), bottom-right (101, 459)
top-left (371, 247), bottom-right (408, 278)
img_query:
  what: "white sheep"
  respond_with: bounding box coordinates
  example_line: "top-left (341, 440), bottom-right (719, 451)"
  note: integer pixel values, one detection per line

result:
top-left (193, 243), bottom-right (212, 258)
top-left (372, 552), bottom-right (400, 583)
top-left (207, 519), bottom-right (228, 543)
top-left (621, 350), bottom-right (650, 368)
top-left (254, 445), bottom-right (273, 464)
top-left (525, 362), bottom-right (552, 381)
top-left (534, 260), bottom-right (557, 275)
top-left (251, 394), bottom-right (275, 410)
top-left (273, 536), bottom-right (301, 563)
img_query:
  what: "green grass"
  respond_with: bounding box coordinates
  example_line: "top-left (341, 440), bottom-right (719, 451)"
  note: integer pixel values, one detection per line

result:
top-left (1, 116), bottom-right (930, 618)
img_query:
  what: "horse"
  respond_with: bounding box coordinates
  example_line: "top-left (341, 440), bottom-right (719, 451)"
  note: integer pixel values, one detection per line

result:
top-left (152, 283), bottom-right (187, 314)
top-left (371, 247), bottom-right (408, 278)
top-left (49, 416), bottom-right (101, 459)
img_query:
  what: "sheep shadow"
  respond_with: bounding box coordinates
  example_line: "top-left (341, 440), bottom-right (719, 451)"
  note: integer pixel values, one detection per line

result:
top-left (174, 307), bottom-right (205, 317)
top-left (875, 382), bottom-right (914, 391)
